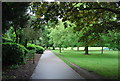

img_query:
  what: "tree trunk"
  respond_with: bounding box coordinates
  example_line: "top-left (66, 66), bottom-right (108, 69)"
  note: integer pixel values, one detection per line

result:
top-left (32, 40), bottom-right (34, 43)
top-left (33, 53), bottom-right (35, 64)
top-left (101, 46), bottom-right (103, 54)
top-left (24, 39), bottom-right (28, 48)
top-left (59, 47), bottom-right (61, 53)
top-left (71, 47), bottom-right (73, 50)
top-left (84, 46), bottom-right (89, 55)
top-left (23, 39), bottom-right (28, 64)
top-left (14, 27), bottom-right (19, 43)
top-left (46, 46), bottom-right (48, 49)
top-left (19, 34), bottom-right (22, 44)
top-left (52, 46), bottom-right (55, 50)
top-left (77, 46), bottom-right (79, 51)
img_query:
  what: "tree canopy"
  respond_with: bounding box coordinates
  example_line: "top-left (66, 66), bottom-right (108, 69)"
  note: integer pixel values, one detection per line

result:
top-left (2, 2), bottom-right (120, 54)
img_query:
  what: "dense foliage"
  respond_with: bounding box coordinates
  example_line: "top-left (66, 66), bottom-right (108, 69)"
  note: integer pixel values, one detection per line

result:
top-left (2, 43), bottom-right (29, 66)
top-left (32, 2), bottom-right (120, 54)
top-left (27, 43), bottom-right (44, 54)
top-left (2, 37), bottom-right (14, 43)
top-left (2, 2), bottom-right (30, 33)
top-left (2, 2), bottom-right (119, 67)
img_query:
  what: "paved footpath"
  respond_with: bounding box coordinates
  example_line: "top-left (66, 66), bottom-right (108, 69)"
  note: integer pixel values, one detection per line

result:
top-left (31, 50), bottom-right (84, 79)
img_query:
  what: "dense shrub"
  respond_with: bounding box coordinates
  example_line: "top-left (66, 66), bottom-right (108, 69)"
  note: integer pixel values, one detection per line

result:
top-left (2, 37), bottom-right (13, 43)
top-left (27, 43), bottom-right (44, 54)
top-left (2, 43), bottom-right (29, 66)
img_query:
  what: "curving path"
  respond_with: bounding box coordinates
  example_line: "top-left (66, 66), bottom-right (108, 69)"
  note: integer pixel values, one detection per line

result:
top-left (31, 50), bottom-right (84, 79)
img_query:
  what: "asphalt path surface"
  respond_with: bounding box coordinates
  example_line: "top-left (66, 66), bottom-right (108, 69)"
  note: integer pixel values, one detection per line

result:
top-left (31, 50), bottom-right (84, 79)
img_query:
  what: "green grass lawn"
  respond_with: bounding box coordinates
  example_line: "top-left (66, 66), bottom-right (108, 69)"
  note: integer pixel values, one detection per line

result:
top-left (52, 49), bottom-right (118, 79)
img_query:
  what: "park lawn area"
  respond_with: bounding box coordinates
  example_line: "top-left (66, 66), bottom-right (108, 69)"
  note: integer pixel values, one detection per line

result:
top-left (52, 50), bottom-right (118, 79)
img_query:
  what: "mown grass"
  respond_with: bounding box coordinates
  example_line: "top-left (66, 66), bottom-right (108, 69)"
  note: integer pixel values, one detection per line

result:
top-left (52, 49), bottom-right (118, 79)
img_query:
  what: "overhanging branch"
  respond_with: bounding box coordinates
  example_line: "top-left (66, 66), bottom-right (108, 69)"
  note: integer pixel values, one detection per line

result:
top-left (76, 7), bottom-right (120, 14)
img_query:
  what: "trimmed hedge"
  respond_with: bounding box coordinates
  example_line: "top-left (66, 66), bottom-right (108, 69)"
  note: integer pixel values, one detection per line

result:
top-left (2, 43), bottom-right (29, 66)
top-left (27, 43), bottom-right (44, 54)
top-left (2, 37), bottom-right (14, 43)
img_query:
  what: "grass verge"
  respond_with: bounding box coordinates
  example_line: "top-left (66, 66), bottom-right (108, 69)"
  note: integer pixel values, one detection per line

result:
top-left (52, 50), bottom-right (118, 79)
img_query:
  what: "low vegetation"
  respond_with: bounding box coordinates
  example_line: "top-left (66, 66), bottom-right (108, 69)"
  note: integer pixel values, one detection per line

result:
top-left (53, 49), bottom-right (118, 79)
top-left (27, 43), bottom-right (44, 54)
top-left (2, 43), bottom-right (29, 66)
top-left (2, 41), bottom-right (44, 67)
top-left (2, 37), bottom-right (14, 43)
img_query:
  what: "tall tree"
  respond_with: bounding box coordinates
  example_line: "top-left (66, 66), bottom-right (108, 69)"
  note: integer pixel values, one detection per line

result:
top-left (32, 2), bottom-right (120, 54)
top-left (2, 2), bottom-right (30, 43)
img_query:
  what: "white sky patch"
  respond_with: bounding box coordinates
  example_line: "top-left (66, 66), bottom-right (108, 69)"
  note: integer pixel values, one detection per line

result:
top-left (58, 16), bottom-right (62, 20)
top-left (43, 0), bottom-right (55, 2)
top-left (56, 1), bottom-right (60, 4)
top-left (41, 15), bottom-right (45, 19)
top-left (27, 7), bottom-right (35, 16)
